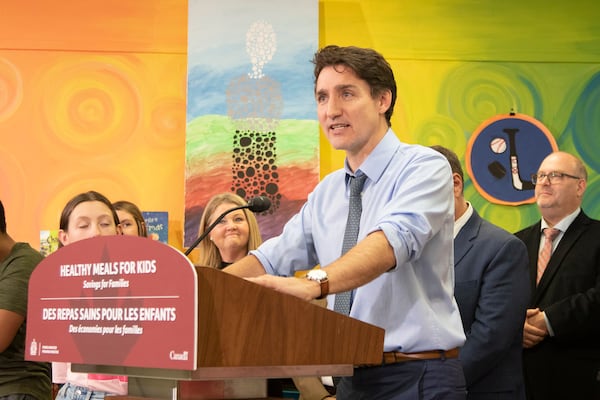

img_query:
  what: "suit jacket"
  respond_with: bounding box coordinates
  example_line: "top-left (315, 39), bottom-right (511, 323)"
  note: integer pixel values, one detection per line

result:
top-left (515, 210), bottom-right (600, 400)
top-left (454, 209), bottom-right (530, 400)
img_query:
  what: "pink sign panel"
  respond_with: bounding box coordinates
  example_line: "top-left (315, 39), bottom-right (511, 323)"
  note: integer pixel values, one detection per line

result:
top-left (25, 235), bottom-right (197, 370)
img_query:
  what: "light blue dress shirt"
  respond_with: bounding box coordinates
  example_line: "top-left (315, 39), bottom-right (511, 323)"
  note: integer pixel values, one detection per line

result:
top-left (252, 130), bottom-right (466, 352)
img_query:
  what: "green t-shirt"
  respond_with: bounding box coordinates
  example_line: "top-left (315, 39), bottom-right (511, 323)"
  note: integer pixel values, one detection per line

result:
top-left (0, 242), bottom-right (51, 400)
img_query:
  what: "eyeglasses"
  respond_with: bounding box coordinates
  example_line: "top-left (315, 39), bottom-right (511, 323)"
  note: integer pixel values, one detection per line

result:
top-left (531, 171), bottom-right (581, 185)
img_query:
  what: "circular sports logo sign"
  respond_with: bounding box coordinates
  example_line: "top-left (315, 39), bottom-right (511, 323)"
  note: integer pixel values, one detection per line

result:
top-left (466, 113), bottom-right (558, 205)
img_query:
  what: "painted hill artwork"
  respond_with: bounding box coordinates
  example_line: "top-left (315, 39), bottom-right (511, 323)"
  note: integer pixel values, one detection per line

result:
top-left (184, 114), bottom-right (319, 246)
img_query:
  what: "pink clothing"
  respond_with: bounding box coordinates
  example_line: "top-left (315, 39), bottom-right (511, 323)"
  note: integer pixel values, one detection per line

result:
top-left (52, 362), bottom-right (128, 395)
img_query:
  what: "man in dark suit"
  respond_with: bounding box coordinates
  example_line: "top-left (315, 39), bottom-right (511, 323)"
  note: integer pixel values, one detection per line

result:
top-left (433, 146), bottom-right (530, 400)
top-left (515, 151), bottom-right (600, 400)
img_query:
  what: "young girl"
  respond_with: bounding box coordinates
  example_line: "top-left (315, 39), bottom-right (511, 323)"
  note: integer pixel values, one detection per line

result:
top-left (52, 191), bottom-right (128, 400)
top-left (113, 200), bottom-right (148, 237)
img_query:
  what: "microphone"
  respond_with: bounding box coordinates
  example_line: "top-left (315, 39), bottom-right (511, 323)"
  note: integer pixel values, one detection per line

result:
top-left (184, 196), bottom-right (271, 256)
top-left (246, 196), bottom-right (271, 213)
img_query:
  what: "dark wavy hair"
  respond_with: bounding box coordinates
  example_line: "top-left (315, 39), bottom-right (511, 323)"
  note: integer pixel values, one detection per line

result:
top-left (312, 45), bottom-right (397, 127)
top-left (431, 145), bottom-right (464, 194)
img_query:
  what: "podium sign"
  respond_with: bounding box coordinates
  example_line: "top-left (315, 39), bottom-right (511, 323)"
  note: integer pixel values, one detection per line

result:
top-left (25, 235), bottom-right (197, 370)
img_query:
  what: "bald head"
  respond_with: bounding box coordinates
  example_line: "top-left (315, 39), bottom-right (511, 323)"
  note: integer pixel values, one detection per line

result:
top-left (534, 151), bottom-right (587, 226)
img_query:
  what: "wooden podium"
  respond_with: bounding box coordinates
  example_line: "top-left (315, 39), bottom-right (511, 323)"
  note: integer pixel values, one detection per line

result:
top-left (26, 236), bottom-right (384, 399)
top-left (76, 267), bottom-right (385, 398)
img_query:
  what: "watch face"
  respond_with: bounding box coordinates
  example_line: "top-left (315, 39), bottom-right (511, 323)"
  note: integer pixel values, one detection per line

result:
top-left (308, 269), bottom-right (327, 281)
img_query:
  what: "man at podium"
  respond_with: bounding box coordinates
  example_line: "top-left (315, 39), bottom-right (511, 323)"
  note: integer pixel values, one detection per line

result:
top-left (224, 45), bottom-right (467, 400)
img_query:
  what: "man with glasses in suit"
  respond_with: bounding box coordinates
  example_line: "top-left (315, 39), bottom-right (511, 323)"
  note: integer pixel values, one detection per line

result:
top-left (516, 151), bottom-right (600, 400)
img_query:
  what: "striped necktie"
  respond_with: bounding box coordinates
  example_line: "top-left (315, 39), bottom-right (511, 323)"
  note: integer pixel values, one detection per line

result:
top-left (537, 228), bottom-right (560, 284)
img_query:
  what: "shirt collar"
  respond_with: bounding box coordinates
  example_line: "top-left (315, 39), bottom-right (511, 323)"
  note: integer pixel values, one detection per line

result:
top-left (343, 128), bottom-right (400, 182)
top-left (453, 202), bottom-right (473, 239)
top-left (541, 207), bottom-right (581, 233)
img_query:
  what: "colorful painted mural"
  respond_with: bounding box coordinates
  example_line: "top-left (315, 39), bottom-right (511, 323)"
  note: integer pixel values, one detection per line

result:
top-left (1, 1), bottom-right (600, 250)
top-left (184, 0), bottom-right (319, 247)
top-left (320, 1), bottom-right (600, 233)
top-left (0, 1), bottom-right (187, 249)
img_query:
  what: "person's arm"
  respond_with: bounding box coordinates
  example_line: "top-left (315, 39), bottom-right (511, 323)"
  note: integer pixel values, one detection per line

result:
top-left (541, 270), bottom-right (600, 339)
top-left (245, 231), bottom-right (395, 301)
top-left (0, 309), bottom-right (24, 352)
top-left (0, 249), bottom-right (30, 353)
top-left (224, 200), bottom-right (316, 280)
top-left (324, 230), bottom-right (395, 293)
top-left (223, 253), bottom-right (267, 277)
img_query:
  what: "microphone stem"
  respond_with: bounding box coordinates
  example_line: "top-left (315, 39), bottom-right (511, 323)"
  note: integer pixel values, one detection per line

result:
top-left (184, 205), bottom-right (248, 256)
